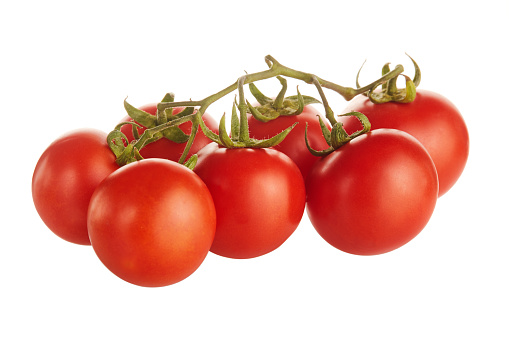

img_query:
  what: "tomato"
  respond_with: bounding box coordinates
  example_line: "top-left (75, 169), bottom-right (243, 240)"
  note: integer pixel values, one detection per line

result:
top-left (87, 159), bottom-right (216, 287)
top-left (247, 105), bottom-right (330, 179)
top-left (340, 89), bottom-right (469, 196)
top-left (306, 129), bottom-right (438, 256)
top-left (32, 129), bottom-right (119, 245)
top-left (193, 143), bottom-right (306, 259)
top-left (119, 103), bottom-right (218, 162)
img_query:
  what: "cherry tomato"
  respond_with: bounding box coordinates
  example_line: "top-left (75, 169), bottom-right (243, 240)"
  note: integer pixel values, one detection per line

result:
top-left (87, 159), bottom-right (216, 287)
top-left (247, 105), bottom-right (330, 179)
top-left (120, 103), bottom-right (219, 162)
top-left (193, 143), bottom-right (306, 259)
top-left (32, 129), bottom-right (119, 245)
top-left (306, 129), bottom-right (438, 256)
top-left (340, 89), bottom-right (469, 196)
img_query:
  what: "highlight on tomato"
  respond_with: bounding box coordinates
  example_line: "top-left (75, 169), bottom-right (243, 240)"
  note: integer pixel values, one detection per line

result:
top-left (87, 158), bottom-right (216, 287)
top-left (32, 129), bottom-right (120, 245)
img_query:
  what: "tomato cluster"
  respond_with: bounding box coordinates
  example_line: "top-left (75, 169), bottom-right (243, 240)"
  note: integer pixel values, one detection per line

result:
top-left (31, 56), bottom-right (469, 287)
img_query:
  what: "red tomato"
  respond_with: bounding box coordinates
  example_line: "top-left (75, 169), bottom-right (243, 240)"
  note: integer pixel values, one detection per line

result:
top-left (306, 129), bottom-right (438, 256)
top-left (32, 129), bottom-right (119, 245)
top-left (340, 89), bottom-right (469, 196)
top-left (247, 105), bottom-right (330, 179)
top-left (193, 143), bottom-right (306, 259)
top-left (119, 104), bottom-right (218, 162)
top-left (87, 159), bottom-right (216, 287)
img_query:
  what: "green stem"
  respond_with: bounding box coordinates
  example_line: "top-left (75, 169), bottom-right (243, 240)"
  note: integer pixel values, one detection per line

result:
top-left (156, 55), bottom-right (404, 113)
top-left (177, 113), bottom-right (200, 164)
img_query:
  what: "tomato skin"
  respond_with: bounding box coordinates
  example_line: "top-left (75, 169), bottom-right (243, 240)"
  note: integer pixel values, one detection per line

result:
top-left (306, 129), bottom-right (438, 256)
top-left (340, 89), bottom-right (469, 196)
top-left (193, 143), bottom-right (306, 259)
top-left (247, 105), bottom-right (330, 179)
top-left (32, 129), bottom-right (119, 245)
top-left (87, 159), bottom-right (216, 287)
top-left (120, 103), bottom-right (218, 162)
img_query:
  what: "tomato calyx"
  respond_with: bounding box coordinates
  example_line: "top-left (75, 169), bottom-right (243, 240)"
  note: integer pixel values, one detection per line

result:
top-left (305, 112), bottom-right (371, 156)
top-left (107, 93), bottom-right (201, 168)
top-left (198, 98), bottom-right (297, 149)
top-left (357, 54), bottom-right (421, 104)
top-left (246, 76), bottom-right (321, 122)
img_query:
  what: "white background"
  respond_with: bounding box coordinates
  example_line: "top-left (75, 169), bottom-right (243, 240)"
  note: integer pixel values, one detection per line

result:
top-left (2, 1), bottom-right (508, 338)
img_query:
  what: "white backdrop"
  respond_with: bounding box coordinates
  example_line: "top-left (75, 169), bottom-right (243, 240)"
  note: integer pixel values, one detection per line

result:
top-left (2, 1), bottom-right (508, 338)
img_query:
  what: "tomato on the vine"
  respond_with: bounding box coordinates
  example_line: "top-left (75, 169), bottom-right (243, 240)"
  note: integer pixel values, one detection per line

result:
top-left (247, 105), bottom-right (330, 180)
top-left (32, 129), bottom-right (119, 245)
top-left (306, 128), bottom-right (438, 256)
top-left (120, 103), bottom-right (219, 162)
top-left (340, 89), bottom-right (469, 196)
top-left (87, 158), bottom-right (216, 287)
top-left (193, 143), bottom-right (306, 259)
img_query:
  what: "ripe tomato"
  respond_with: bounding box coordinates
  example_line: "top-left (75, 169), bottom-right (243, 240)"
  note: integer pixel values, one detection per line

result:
top-left (193, 143), bottom-right (306, 259)
top-left (306, 129), bottom-right (438, 256)
top-left (32, 129), bottom-right (119, 245)
top-left (87, 159), bottom-right (216, 287)
top-left (247, 105), bottom-right (330, 179)
top-left (119, 103), bottom-right (218, 162)
top-left (340, 89), bottom-right (469, 196)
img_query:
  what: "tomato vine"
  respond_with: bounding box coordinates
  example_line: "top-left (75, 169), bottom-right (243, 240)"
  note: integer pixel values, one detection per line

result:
top-left (107, 54), bottom-right (411, 166)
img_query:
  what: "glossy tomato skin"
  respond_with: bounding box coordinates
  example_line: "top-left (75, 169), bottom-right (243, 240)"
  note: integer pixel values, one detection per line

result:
top-left (247, 105), bottom-right (330, 180)
top-left (194, 143), bottom-right (306, 259)
top-left (32, 129), bottom-right (119, 245)
top-left (120, 103), bottom-right (219, 162)
top-left (87, 159), bottom-right (216, 287)
top-left (340, 89), bottom-right (469, 197)
top-left (306, 129), bottom-right (438, 256)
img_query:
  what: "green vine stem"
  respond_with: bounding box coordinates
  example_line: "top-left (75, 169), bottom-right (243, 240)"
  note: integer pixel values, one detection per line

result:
top-left (112, 55), bottom-right (405, 164)
top-left (156, 55), bottom-right (404, 121)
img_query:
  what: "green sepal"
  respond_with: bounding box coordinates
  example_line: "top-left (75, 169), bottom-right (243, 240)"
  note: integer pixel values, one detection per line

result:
top-left (113, 121), bottom-right (143, 139)
top-left (107, 129), bottom-right (128, 159)
top-left (218, 113), bottom-right (235, 148)
top-left (294, 86), bottom-right (305, 115)
top-left (197, 112), bottom-right (221, 144)
top-left (124, 99), bottom-right (156, 128)
top-left (284, 94), bottom-right (321, 109)
top-left (230, 102), bottom-right (240, 141)
top-left (249, 82), bottom-right (272, 105)
top-left (107, 129), bottom-right (144, 166)
top-left (247, 123), bottom-right (297, 148)
top-left (183, 154), bottom-right (198, 170)
top-left (341, 111), bottom-right (371, 138)
top-left (304, 123), bottom-right (334, 157)
top-left (273, 76), bottom-right (288, 109)
top-left (160, 125), bottom-right (190, 143)
top-left (246, 100), bottom-right (273, 122)
top-left (318, 116), bottom-right (332, 146)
